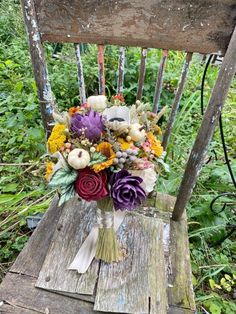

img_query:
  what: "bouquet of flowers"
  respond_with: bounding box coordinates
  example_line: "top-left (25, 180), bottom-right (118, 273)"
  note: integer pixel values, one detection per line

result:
top-left (45, 94), bottom-right (167, 265)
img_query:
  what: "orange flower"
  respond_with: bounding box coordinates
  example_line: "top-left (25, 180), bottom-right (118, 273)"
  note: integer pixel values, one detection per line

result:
top-left (92, 142), bottom-right (115, 172)
top-left (147, 132), bottom-right (163, 157)
top-left (45, 161), bottom-right (54, 181)
top-left (112, 94), bottom-right (125, 103)
top-left (69, 107), bottom-right (79, 117)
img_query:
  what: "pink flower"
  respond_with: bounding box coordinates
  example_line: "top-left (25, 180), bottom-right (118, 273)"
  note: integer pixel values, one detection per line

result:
top-left (142, 141), bottom-right (151, 152)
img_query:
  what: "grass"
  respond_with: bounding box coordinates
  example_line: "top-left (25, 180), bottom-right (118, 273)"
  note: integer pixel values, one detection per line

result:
top-left (0, 1), bottom-right (236, 313)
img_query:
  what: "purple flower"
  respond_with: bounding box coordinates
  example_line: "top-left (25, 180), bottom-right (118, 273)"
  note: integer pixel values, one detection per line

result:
top-left (70, 110), bottom-right (104, 141)
top-left (110, 169), bottom-right (146, 211)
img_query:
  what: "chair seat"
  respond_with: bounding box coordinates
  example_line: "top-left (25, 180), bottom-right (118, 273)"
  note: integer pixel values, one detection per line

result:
top-left (0, 194), bottom-right (196, 314)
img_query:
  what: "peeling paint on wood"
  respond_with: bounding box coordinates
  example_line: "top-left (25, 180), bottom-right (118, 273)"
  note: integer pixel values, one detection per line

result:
top-left (21, 0), bottom-right (56, 138)
top-left (97, 45), bottom-right (105, 95)
top-left (117, 46), bottom-right (125, 95)
top-left (74, 44), bottom-right (86, 104)
top-left (34, 0), bottom-right (236, 55)
top-left (136, 47), bottom-right (148, 100)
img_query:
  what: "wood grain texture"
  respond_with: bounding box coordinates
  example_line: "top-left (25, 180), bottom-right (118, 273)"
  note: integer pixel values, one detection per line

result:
top-left (34, 0), bottom-right (236, 54)
top-left (21, 0), bottom-right (56, 138)
top-left (0, 273), bottom-right (106, 314)
top-left (36, 198), bottom-right (99, 299)
top-left (94, 214), bottom-right (168, 313)
top-left (10, 195), bottom-right (62, 278)
top-left (172, 26), bottom-right (236, 221)
top-left (0, 304), bottom-right (37, 314)
top-left (168, 213), bottom-right (195, 310)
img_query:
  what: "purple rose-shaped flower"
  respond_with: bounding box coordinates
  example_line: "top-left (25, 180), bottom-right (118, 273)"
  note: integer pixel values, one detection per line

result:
top-left (70, 110), bottom-right (104, 141)
top-left (110, 169), bottom-right (146, 211)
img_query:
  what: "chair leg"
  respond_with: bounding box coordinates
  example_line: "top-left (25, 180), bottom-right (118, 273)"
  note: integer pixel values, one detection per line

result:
top-left (172, 27), bottom-right (236, 221)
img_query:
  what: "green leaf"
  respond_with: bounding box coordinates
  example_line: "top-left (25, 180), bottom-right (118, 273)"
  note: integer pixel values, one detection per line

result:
top-left (88, 152), bottom-right (107, 166)
top-left (59, 184), bottom-right (76, 206)
top-left (48, 168), bottom-right (78, 188)
top-left (1, 183), bottom-right (19, 193)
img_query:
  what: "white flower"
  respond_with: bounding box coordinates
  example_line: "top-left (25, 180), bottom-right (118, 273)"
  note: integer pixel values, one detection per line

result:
top-left (87, 95), bottom-right (107, 112)
top-left (130, 168), bottom-right (157, 194)
top-left (103, 106), bottom-right (130, 132)
top-left (128, 123), bottom-right (146, 142)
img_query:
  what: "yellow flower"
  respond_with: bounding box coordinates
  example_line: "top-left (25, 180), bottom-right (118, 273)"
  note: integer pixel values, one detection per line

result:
top-left (45, 161), bottom-right (54, 181)
top-left (92, 142), bottom-right (115, 172)
top-left (147, 132), bottom-right (163, 157)
top-left (117, 138), bottom-right (133, 150)
top-left (47, 124), bottom-right (66, 154)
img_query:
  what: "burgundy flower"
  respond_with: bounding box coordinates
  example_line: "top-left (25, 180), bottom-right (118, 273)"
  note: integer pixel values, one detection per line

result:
top-left (75, 167), bottom-right (108, 201)
top-left (70, 110), bottom-right (104, 141)
top-left (110, 169), bottom-right (146, 211)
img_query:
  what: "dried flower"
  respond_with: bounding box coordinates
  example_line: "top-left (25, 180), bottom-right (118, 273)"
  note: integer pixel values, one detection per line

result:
top-left (47, 124), bottom-right (66, 154)
top-left (45, 161), bottom-right (54, 181)
top-left (146, 132), bottom-right (163, 157)
top-left (92, 142), bottom-right (115, 172)
top-left (110, 169), bottom-right (146, 210)
top-left (70, 110), bottom-right (104, 141)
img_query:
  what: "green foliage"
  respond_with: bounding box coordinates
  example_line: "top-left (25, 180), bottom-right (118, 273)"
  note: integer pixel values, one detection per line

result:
top-left (0, 1), bottom-right (236, 312)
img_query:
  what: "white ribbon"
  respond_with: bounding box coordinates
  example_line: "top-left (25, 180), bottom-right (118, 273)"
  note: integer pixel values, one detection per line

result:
top-left (68, 210), bottom-right (126, 273)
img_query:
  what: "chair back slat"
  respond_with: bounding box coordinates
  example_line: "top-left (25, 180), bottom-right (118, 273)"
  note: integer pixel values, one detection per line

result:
top-left (33, 0), bottom-right (236, 55)
top-left (162, 52), bottom-right (193, 150)
top-left (152, 50), bottom-right (168, 113)
top-left (74, 44), bottom-right (86, 104)
top-left (97, 45), bottom-right (105, 95)
top-left (117, 47), bottom-right (125, 95)
top-left (136, 48), bottom-right (148, 101)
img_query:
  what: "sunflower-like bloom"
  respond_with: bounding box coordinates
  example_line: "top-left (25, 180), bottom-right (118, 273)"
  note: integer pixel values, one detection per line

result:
top-left (147, 132), bottom-right (163, 157)
top-left (47, 124), bottom-right (66, 154)
top-left (92, 142), bottom-right (115, 172)
top-left (45, 161), bottom-right (54, 181)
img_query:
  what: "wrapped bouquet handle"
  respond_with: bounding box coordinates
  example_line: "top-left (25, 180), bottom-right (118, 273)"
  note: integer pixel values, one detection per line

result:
top-left (95, 198), bottom-right (120, 262)
top-left (68, 202), bottom-right (126, 273)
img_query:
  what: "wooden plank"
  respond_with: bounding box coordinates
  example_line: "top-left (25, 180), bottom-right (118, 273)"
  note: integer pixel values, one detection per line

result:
top-left (0, 273), bottom-right (106, 314)
top-left (36, 198), bottom-right (99, 298)
top-left (10, 195), bottom-right (62, 278)
top-left (172, 26), bottom-right (236, 221)
top-left (136, 48), bottom-right (148, 101)
top-left (21, 0), bottom-right (56, 137)
top-left (0, 304), bottom-right (36, 314)
top-left (152, 50), bottom-right (168, 113)
top-left (94, 214), bottom-right (168, 313)
top-left (168, 213), bottom-right (195, 311)
top-left (168, 306), bottom-right (196, 314)
top-left (74, 43), bottom-right (86, 104)
top-left (162, 52), bottom-right (192, 150)
top-left (117, 47), bottom-right (125, 95)
top-left (34, 0), bottom-right (236, 55)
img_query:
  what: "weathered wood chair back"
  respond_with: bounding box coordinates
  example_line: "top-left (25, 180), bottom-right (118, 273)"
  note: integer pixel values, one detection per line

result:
top-left (22, 0), bottom-right (236, 221)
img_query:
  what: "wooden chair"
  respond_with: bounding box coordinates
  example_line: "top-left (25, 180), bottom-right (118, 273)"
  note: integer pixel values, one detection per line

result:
top-left (0, 1), bottom-right (235, 313)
